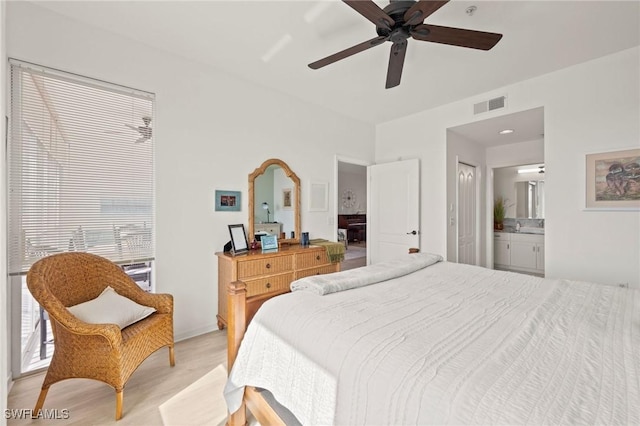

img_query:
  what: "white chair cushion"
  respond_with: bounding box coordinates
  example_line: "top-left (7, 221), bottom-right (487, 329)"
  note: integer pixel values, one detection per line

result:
top-left (68, 286), bottom-right (156, 329)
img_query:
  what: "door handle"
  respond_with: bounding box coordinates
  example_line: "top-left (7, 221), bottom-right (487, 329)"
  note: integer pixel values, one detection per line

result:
top-left (407, 230), bottom-right (417, 235)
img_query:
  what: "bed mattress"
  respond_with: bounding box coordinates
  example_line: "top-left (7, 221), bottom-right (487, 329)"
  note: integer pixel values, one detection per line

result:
top-left (225, 255), bottom-right (640, 425)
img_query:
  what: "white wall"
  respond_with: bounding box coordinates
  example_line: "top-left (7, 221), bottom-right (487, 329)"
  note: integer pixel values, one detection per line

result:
top-left (377, 47), bottom-right (640, 288)
top-left (6, 1), bottom-right (374, 351)
top-left (1, 0), bottom-right (9, 419)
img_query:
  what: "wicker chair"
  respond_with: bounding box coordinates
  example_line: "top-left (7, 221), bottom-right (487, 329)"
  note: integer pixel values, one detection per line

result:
top-left (26, 252), bottom-right (175, 420)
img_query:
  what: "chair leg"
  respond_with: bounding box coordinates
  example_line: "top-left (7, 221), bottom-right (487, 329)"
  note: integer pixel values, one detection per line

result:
top-left (169, 345), bottom-right (175, 367)
top-left (33, 387), bottom-right (49, 418)
top-left (115, 390), bottom-right (123, 420)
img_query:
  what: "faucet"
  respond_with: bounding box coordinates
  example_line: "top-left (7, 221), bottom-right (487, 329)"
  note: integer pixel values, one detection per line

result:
top-left (516, 221), bottom-right (521, 232)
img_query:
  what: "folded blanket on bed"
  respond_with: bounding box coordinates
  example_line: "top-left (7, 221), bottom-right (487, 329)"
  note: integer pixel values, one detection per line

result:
top-left (309, 238), bottom-right (345, 263)
top-left (291, 252), bottom-right (443, 295)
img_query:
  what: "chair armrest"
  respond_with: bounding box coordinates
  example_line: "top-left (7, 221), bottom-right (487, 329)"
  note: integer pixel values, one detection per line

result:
top-left (107, 272), bottom-right (173, 314)
top-left (43, 299), bottom-right (123, 348)
top-left (129, 292), bottom-right (173, 315)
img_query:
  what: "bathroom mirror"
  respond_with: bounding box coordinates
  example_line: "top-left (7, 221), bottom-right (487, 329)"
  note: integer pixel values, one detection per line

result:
top-left (249, 158), bottom-right (300, 244)
top-left (515, 180), bottom-right (545, 219)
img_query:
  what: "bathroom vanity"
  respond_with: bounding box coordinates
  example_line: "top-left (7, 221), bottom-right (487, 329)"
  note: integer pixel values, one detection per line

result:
top-left (494, 230), bottom-right (544, 276)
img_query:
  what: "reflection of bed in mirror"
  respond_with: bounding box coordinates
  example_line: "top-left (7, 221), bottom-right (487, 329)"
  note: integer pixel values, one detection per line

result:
top-left (224, 252), bottom-right (640, 425)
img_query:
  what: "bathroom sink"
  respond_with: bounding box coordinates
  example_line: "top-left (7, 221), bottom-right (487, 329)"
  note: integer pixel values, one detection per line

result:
top-left (518, 227), bottom-right (544, 234)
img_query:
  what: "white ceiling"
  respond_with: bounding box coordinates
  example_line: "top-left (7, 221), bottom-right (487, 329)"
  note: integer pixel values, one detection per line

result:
top-left (449, 106), bottom-right (544, 147)
top-left (32, 0), bottom-right (640, 125)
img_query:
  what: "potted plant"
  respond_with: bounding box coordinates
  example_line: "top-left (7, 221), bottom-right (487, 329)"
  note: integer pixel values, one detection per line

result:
top-left (494, 197), bottom-right (507, 230)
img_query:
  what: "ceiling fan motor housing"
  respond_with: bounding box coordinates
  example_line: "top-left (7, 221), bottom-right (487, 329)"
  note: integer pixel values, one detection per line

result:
top-left (377, 1), bottom-right (422, 39)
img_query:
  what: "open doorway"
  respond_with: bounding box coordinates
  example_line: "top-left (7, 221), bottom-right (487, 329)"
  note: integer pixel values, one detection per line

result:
top-left (336, 157), bottom-right (368, 270)
top-left (446, 106), bottom-right (544, 268)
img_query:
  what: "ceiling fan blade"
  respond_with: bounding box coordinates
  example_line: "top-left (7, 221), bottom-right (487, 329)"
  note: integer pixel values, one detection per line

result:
top-left (404, 0), bottom-right (449, 26)
top-left (343, 0), bottom-right (394, 31)
top-left (385, 41), bottom-right (407, 89)
top-left (410, 24), bottom-right (502, 50)
top-left (309, 35), bottom-right (388, 70)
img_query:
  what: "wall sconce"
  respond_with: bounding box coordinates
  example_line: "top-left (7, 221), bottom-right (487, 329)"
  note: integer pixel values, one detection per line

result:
top-left (262, 202), bottom-right (270, 223)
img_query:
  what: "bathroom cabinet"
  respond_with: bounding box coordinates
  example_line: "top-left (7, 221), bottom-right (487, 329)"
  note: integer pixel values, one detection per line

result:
top-left (494, 232), bottom-right (544, 276)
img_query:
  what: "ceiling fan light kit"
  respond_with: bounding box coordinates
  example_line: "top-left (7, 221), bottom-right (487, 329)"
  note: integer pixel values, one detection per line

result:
top-left (308, 0), bottom-right (502, 89)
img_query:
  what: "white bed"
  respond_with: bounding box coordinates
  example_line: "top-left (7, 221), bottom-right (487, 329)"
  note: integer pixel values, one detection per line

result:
top-left (224, 253), bottom-right (640, 425)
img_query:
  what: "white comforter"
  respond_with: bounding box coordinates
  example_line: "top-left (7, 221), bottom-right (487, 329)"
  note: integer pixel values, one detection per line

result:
top-left (224, 256), bottom-right (640, 425)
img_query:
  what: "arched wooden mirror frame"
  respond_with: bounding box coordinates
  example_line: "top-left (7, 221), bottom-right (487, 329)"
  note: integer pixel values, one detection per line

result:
top-left (248, 158), bottom-right (301, 245)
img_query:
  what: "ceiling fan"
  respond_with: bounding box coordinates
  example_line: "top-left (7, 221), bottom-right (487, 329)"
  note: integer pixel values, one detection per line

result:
top-left (308, 0), bottom-right (503, 89)
top-left (125, 116), bottom-right (152, 143)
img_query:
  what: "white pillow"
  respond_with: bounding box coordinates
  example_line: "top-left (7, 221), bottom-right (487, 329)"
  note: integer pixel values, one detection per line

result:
top-left (68, 286), bottom-right (156, 329)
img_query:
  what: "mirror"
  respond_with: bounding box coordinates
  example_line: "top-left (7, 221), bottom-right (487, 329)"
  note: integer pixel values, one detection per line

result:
top-left (515, 180), bottom-right (545, 218)
top-left (249, 158), bottom-right (301, 245)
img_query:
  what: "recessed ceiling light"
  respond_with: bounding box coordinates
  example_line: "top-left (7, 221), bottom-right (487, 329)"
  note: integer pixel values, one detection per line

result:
top-left (499, 129), bottom-right (514, 135)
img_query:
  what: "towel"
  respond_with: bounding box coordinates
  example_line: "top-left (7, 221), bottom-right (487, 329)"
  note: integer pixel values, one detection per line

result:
top-left (309, 238), bottom-right (345, 263)
top-left (290, 252), bottom-right (443, 295)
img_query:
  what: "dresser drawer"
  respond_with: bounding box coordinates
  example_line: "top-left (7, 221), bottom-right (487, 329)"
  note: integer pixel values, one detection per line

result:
top-left (245, 273), bottom-right (293, 297)
top-left (238, 256), bottom-right (293, 279)
top-left (296, 264), bottom-right (338, 280)
top-left (296, 250), bottom-right (329, 269)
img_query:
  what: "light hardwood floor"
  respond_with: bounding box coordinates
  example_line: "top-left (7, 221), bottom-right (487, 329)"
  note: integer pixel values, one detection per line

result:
top-left (7, 331), bottom-right (227, 425)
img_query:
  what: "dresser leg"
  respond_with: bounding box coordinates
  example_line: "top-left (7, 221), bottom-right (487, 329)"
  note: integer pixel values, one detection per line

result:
top-left (216, 315), bottom-right (226, 330)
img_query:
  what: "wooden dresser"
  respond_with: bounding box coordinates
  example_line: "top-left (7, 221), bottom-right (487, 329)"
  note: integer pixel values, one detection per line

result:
top-left (216, 245), bottom-right (340, 329)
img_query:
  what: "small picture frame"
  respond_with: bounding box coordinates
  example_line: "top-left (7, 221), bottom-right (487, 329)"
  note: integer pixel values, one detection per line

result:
top-left (282, 188), bottom-right (293, 210)
top-left (585, 148), bottom-right (640, 210)
top-left (260, 234), bottom-right (278, 252)
top-left (228, 224), bottom-right (249, 255)
top-left (215, 190), bottom-right (241, 212)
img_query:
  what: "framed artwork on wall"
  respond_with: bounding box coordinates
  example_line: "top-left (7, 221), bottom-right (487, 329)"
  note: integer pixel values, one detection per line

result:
top-left (215, 190), bottom-right (241, 212)
top-left (282, 188), bottom-right (293, 210)
top-left (585, 148), bottom-right (640, 210)
top-left (309, 181), bottom-right (328, 212)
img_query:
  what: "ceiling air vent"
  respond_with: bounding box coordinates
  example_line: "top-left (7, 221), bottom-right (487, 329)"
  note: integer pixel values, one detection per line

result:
top-left (473, 96), bottom-right (507, 114)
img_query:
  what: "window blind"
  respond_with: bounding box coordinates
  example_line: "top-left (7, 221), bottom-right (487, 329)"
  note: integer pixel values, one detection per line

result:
top-left (8, 60), bottom-right (155, 275)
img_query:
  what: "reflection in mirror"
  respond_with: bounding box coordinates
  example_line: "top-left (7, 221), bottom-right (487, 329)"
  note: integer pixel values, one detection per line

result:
top-left (515, 180), bottom-right (545, 218)
top-left (254, 165), bottom-right (295, 231)
top-left (249, 159), bottom-right (300, 244)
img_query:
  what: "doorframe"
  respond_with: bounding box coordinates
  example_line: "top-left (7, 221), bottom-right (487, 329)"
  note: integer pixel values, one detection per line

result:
top-left (334, 155), bottom-right (371, 261)
top-left (456, 157), bottom-right (482, 266)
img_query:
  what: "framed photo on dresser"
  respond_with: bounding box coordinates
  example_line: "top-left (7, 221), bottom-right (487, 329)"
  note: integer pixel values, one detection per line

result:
top-left (260, 234), bottom-right (278, 252)
top-left (228, 224), bottom-right (249, 255)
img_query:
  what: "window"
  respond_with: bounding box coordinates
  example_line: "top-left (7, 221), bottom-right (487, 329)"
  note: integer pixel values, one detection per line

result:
top-left (8, 60), bottom-right (155, 373)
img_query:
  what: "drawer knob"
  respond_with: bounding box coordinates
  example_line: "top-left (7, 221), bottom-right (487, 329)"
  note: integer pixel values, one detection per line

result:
top-left (266, 283), bottom-right (271, 289)
top-left (265, 263), bottom-right (271, 269)
top-left (316, 255), bottom-right (321, 261)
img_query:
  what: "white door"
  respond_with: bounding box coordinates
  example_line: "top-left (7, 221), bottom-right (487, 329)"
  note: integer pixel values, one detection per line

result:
top-left (457, 162), bottom-right (476, 265)
top-left (369, 159), bottom-right (420, 264)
